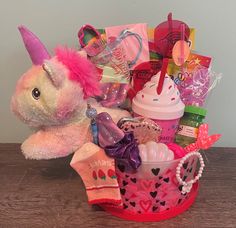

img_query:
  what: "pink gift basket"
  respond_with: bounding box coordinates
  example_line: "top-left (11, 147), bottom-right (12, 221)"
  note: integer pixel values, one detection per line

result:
top-left (100, 148), bottom-right (203, 222)
top-left (12, 11), bottom-right (222, 224)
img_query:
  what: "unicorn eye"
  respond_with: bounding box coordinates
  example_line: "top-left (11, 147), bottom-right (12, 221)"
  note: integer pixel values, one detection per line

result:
top-left (32, 88), bottom-right (40, 100)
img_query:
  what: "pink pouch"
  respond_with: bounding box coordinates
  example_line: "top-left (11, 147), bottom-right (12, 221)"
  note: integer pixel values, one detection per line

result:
top-left (105, 23), bottom-right (150, 69)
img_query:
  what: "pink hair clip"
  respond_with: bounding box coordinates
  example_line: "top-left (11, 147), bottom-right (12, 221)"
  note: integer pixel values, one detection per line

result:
top-left (185, 124), bottom-right (221, 152)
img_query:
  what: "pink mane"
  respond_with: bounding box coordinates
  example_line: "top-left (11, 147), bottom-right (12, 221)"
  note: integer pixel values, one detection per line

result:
top-left (55, 46), bottom-right (101, 98)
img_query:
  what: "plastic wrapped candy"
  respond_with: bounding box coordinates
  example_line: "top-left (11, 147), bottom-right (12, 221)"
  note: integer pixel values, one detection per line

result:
top-left (178, 66), bottom-right (222, 107)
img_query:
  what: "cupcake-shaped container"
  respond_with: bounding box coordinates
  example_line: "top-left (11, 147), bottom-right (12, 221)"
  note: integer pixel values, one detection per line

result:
top-left (132, 73), bottom-right (185, 143)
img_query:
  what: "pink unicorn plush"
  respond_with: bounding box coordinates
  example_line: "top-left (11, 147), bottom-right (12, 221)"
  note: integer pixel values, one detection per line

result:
top-left (11, 26), bottom-right (129, 160)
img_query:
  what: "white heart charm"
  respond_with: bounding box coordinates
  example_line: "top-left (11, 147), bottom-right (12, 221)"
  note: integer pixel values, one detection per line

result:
top-left (182, 183), bottom-right (193, 194)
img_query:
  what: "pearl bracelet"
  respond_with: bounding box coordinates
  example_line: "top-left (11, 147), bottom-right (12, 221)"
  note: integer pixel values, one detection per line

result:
top-left (176, 151), bottom-right (205, 194)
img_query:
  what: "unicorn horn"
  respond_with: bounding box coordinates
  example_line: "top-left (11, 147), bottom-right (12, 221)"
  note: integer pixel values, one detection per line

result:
top-left (18, 25), bottom-right (51, 65)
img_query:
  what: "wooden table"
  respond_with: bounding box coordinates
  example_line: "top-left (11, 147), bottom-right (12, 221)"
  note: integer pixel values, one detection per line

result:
top-left (0, 144), bottom-right (235, 227)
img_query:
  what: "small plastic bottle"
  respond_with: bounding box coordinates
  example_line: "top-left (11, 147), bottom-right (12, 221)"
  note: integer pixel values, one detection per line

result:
top-left (175, 106), bottom-right (207, 147)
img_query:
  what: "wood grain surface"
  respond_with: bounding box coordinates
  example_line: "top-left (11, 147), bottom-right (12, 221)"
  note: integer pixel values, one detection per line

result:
top-left (0, 144), bottom-right (235, 228)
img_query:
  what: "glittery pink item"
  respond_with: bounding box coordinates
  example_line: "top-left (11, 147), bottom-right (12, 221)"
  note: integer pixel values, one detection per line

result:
top-left (100, 83), bottom-right (129, 107)
top-left (178, 67), bottom-right (210, 106)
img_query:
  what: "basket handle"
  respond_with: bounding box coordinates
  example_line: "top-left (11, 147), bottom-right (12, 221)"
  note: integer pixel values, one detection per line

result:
top-left (176, 151), bottom-right (205, 194)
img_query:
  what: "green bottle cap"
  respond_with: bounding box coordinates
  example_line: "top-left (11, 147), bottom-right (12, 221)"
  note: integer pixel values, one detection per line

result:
top-left (184, 105), bottom-right (207, 117)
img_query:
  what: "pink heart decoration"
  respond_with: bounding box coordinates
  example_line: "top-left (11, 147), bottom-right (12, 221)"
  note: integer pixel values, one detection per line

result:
top-left (140, 180), bottom-right (154, 191)
top-left (185, 124), bottom-right (221, 152)
top-left (128, 186), bottom-right (138, 196)
top-left (139, 199), bottom-right (152, 212)
top-left (130, 192), bottom-right (138, 199)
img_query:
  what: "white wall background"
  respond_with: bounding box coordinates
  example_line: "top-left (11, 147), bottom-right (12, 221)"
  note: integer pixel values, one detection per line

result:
top-left (0, 0), bottom-right (235, 146)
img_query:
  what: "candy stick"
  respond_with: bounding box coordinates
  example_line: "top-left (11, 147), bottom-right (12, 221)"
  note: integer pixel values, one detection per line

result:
top-left (157, 58), bottom-right (169, 94)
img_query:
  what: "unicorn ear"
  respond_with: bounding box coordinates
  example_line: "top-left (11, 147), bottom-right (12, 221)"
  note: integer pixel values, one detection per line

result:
top-left (42, 59), bottom-right (65, 88)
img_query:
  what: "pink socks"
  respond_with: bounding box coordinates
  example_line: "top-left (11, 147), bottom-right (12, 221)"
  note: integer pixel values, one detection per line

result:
top-left (70, 143), bottom-right (122, 205)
